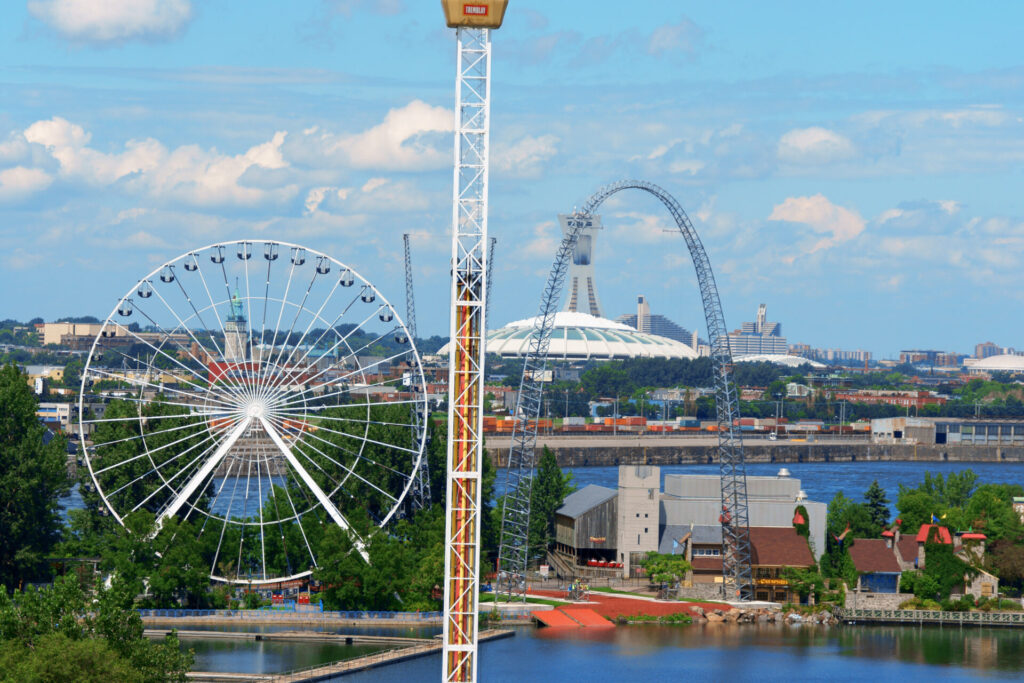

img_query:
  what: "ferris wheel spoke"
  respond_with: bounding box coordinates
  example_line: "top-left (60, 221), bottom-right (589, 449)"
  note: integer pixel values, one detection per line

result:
top-left (97, 345), bottom-right (229, 400)
top-left (104, 316), bottom-right (229, 398)
top-left (102, 428), bottom-right (222, 501)
top-left (267, 414), bottom-right (403, 504)
top-left (293, 418), bottom-right (420, 457)
top-left (255, 437), bottom-right (302, 575)
top-left (209, 458), bottom-right (248, 578)
top-left (267, 286), bottom-right (364, 402)
top-left (179, 258), bottom-right (255, 403)
top-left (89, 418), bottom-right (206, 457)
top-left (260, 416), bottom-right (368, 561)
top-left (256, 254), bottom-right (300, 404)
top-left (81, 409), bottom-right (231, 426)
top-left (85, 367), bottom-right (239, 411)
top-left (300, 397), bottom-right (424, 412)
top-left (155, 417), bottom-right (252, 528)
top-left (92, 423), bottom-right (211, 475)
top-left (274, 462), bottom-right (318, 567)
top-left (269, 347), bottom-right (410, 412)
top-left (272, 409), bottom-right (419, 432)
top-left (133, 290), bottom-right (251, 404)
top-left (198, 450), bottom-right (245, 537)
top-left (260, 304), bottom-right (384, 403)
top-left (273, 371), bottom-right (420, 412)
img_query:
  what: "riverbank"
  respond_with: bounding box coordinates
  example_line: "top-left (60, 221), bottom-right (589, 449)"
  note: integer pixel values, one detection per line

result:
top-left (486, 436), bottom-right (1024, 468)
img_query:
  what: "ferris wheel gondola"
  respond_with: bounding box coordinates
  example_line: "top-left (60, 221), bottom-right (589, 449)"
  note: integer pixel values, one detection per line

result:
top-left (78, 239), bottom-right (428, 585)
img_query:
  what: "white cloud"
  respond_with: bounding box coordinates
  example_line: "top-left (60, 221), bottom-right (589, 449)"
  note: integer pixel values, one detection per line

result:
top-left (493, 134), bottom-right (559, 178)
top-left (296, 100), bottom-right (451, 172)
top-left (778, 127), bottom-right (857, 164)
top-left (647, 17), bottom-right (703, 57)
top-left (23, 117), bottom-right (294, 206)
top-left (768, 194), bottom-right (865, 255)
top-left (0, 166), bottom-right (53, 201)
top-left (28, 0), bottom-right (193, 44)
top-left (668, 159), bottom-right (704, 175)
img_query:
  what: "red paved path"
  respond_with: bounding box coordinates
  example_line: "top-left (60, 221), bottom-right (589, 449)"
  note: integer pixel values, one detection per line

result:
top-left (529, 588), bottom-right (726, 621)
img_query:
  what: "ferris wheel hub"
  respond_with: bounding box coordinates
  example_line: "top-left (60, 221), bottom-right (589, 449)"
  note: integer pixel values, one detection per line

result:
top-left (245, 401), bottom-right (267, 419)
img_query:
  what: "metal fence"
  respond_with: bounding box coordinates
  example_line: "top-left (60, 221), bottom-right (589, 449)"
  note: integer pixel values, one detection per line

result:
top-left (138, 608), bottom-right (443, 621)
top-left (838, 608), bottom-right (1024, 626)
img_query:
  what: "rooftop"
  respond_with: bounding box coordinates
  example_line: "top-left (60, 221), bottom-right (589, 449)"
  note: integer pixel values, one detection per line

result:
top-left (749, 527), bottom-right (814, 567)
top-left (555, 484), bottom-right (616, 520)
top-left (849, 538), bottom-right (901, 574)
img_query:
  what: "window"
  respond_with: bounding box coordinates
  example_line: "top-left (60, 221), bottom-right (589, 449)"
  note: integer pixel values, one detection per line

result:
top-left (636, 513), bottom-right (640, 518)
top-left (644, 528), bottom-right (648, 533)
top-left (644, 513), bottom-right (648, 518)
top-left (637, 535), bottom-right (640, 545)
top-left (693, 548), bottom-right (721, 557)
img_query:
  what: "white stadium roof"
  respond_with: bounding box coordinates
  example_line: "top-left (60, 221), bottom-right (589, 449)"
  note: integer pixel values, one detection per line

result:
top-left (466, 311), bottom-right (700, 361)
top-left (964, 354), bottom-right (1024, 372)
top-left (733, 353), bottom-right (826, 369)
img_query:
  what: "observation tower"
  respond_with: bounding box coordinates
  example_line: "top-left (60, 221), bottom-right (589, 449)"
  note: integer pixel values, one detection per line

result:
top-left (223, 287), bottom-right (248, 363)
top-left (441, 2), bottom-right (506, 681)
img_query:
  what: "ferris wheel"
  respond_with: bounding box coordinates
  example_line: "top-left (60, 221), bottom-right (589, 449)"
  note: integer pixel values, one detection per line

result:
top-left (78, 239), bottom-right (428, 585)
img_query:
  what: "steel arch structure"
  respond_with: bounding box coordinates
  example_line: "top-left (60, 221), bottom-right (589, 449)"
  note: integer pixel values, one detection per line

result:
top-left (497, 179), bottom-right (753, 600)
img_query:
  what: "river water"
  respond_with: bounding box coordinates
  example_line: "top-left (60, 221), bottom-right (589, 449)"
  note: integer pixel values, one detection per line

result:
top-left (557, 461), bottom-right (1024, 513)
top-left (338, 623), bottom-right (1024, 682)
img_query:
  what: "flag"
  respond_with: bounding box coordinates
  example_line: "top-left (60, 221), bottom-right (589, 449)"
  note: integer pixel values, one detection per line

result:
top-left (931, 514), bottom-right (940, 524)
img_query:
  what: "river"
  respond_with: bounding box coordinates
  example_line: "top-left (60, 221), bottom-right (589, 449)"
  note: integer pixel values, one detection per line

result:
top-left (556, 461), bottom-right (1024, 512)
top-left (336, 623), bottom-right (1024, 682)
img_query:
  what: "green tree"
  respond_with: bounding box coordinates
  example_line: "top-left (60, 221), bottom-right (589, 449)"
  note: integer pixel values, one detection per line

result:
top-left (0, 575), bottom-right (192, 682)
top-left (639, 552), bottom-right (692, 589)
top-left (896, 488), bottom-right (938, 532)
top-left (528, 447), bottom-right (575, 558)
top-left (963, 484), bottom-right (1024, 541)
top-left (864, 480), bottom-right (890, 531)
top-left (0, 363), bottom-right (71, 589)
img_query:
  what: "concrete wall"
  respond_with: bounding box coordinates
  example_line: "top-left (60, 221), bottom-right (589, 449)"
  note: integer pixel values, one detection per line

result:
top-left (847, 591), bottom-right (911, 610)
top-left (486, 442), bottom-right (1024, 468)
top-left (616, 466), bottom-right (660, 577)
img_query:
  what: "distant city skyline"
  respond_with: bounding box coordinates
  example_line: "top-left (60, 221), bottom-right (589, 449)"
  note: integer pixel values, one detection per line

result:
top-left (1, 2), bottom-right (1023, 357)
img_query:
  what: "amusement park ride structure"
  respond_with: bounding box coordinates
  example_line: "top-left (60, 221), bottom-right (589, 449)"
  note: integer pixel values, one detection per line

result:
top-left (497, 180), bottom-right (755, 601)
top-left (78, 240), bottom-right (428, 586)
top-left (441, 2), bottom-right (507, 681)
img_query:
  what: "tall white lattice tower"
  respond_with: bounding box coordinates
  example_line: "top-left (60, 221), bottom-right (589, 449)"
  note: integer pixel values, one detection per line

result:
top-left (558, 213), bottom-right (604, 317)
top-left (441, 2), bottom-right (506, 681)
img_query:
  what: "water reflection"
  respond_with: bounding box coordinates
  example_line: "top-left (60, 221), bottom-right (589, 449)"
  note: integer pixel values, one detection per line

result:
top-left (183, 637), bottom-right (385, 674)
top-left (339, 624), bottom-right (1024, 682)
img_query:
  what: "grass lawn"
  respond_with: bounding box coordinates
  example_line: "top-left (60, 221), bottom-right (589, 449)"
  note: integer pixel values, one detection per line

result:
top-left (479, 594), bottom-right (568, 607)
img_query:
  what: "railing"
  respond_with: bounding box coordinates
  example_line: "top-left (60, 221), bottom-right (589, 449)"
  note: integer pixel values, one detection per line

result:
top-left (139, 608), bottom-right (443, 621)
top-left (838, 608), bottom-right (1024, 626)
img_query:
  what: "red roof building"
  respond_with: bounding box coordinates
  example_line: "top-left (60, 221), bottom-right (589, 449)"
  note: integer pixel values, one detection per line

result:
top-left (916, 524), bottom-right (953, 545)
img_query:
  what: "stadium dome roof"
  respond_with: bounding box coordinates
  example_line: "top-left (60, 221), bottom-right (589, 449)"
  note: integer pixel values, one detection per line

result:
top-left (966, 354), bottom-right (1024, 372)
top-left (733, 353), bottom-right (826, 369)
top-left (480, 311), bottom-right (699, 361)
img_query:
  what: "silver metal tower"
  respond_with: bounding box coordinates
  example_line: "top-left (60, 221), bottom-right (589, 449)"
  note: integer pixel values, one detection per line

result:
top-left (498, 180), bottom-right (753, 601)
top-left (442, 5), bottom-right (503, 676)
top-left (403, 233), bottom-right (431, 512)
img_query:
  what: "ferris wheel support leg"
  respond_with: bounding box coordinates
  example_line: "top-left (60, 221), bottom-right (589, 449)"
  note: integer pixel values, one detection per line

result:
top-left (155, 417), bottom-right (252, 530)
top-left (260, 417), bottom-right (369, 562)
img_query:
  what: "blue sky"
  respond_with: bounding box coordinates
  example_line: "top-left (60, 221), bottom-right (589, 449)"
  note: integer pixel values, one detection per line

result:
top-left (1, 1), bottom-right (1023, 357)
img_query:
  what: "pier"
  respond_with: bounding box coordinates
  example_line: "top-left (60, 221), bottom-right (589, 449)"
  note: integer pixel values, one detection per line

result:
top-left (838, 608), bottom-right (1024, 628)
top-left (179, 629), bottom-right (515, 682)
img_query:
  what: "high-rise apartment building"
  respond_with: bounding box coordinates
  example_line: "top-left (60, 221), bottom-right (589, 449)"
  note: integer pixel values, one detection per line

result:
top-left (975, 341), bottom-right (1002, 359)
top-left (616, 295), bottom-right (697, 347)
top-left (728, 304), bottom-right (787, 356)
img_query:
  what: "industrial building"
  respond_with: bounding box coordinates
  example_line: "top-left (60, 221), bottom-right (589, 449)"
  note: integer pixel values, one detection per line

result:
top-left (872, 417), bottom-right (1024, 446)
top-left (552, 465), bottom-right (824, 602)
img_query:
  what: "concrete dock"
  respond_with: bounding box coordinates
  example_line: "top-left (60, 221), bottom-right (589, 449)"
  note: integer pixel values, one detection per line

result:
top-left (181, 628), bottom-right (515, 682)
